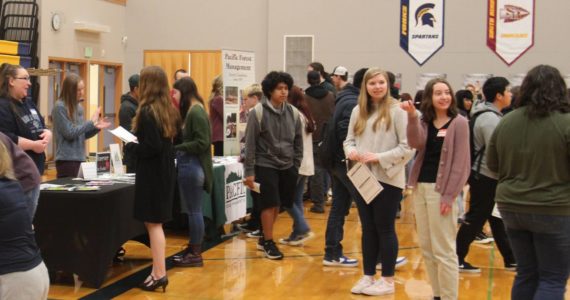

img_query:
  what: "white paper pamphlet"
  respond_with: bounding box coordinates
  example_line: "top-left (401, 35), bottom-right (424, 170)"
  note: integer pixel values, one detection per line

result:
top-left (346, 162), bottom-right (383, 204)
top-left (108, 126), bottom-right (138, 144)
top-left (244, 181), bottom-right (260, 193)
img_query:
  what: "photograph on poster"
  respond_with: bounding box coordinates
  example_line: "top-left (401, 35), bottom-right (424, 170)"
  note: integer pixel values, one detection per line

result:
top-left (239, 89), bottom-right (248, 123)
top-left (225, 113), bottom-right (237, 138)
top-left (225, 86), bottom-right (239, 105)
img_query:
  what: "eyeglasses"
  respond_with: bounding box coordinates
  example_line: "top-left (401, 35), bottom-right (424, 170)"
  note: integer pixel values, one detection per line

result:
top-left (15, 77), bottom-right (30, 81)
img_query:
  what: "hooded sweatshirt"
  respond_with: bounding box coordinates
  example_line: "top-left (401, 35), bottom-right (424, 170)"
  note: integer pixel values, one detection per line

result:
top-left (119, 92), bottom-right (138, 132)
top-left (470, 101), bottom-right (503, 179)
top-left (243, 98), bottom-right (303, 177)
top-left (305, 85), bottom-right (335, 142)
top-left (332, 83), bottom-right (359, 162)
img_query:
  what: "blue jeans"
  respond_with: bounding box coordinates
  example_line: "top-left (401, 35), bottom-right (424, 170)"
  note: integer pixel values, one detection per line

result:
top-left (177, 153), bottom-right (205, 245)
top-left (25, 185), bottom-right (40, 220)
top-left (500, 210), bottom-right (570, 300)
top-left (285, 175), bottom-right (311, 238)
top-left (324, 163), bottom-right (358, 260)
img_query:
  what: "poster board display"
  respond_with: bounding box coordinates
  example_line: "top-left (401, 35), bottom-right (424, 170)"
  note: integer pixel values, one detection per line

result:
top-left (221, 50), bottom-right (255, 156)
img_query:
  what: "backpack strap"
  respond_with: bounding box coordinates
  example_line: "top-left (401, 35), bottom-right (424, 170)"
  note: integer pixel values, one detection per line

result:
top-left (254, 102), bottom-right (300, 127)
top-left (253, 102), bottom-right (263, 127)
top-left (289, 103), bottom-right (300, 124)
top-left (471, 109), bottom-right (502, 177)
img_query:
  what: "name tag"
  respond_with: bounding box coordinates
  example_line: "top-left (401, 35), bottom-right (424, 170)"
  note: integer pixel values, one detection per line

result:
top-left (437, 129), bottom-right (447, 138)
top-left (30, 108), bottom-right (38, 115)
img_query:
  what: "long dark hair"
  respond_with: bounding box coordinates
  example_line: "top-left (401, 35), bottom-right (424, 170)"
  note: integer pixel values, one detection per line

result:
top-left (517, 65), bottom-right (570, 118)
top-left (173, 77), bottom-right (205, 119)
top-left (420, 78), bottom-right (458, 123)
top-left (455, 89), bottom-right (474, 113)
top-left (132, 66), bottom-right (180, 139)
top-left (287, 85), bottom-right (315, 133)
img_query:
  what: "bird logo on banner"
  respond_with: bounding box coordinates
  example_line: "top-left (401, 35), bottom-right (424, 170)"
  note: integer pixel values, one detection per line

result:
top-left (415, 3), bottom-right (436, 27)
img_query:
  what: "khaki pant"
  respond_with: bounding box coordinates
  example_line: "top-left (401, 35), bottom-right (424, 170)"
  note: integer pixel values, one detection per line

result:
top-left (413, 183), bottom-right (458, 300)
top-left (0, 261), bottom-right (49, 300)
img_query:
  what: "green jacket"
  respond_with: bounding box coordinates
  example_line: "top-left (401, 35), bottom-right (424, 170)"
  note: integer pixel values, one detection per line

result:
top-left (487, 107), bottom-right (570, 216)
top-left (175, 104), bottom-right (213, 193)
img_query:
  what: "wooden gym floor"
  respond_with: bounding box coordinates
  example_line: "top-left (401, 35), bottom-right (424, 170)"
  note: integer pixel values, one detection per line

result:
top-left (41, 169), bottom-right (569, 299)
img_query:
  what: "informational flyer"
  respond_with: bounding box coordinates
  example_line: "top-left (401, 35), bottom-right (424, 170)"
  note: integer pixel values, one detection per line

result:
top-left (416, 73), bottom-right (446, 91)
top-left (221, 49), bottom-right (255, 156)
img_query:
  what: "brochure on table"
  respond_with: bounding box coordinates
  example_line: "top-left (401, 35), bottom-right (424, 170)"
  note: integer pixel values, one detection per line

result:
top-left (109, 144), bottom-right (124, 175)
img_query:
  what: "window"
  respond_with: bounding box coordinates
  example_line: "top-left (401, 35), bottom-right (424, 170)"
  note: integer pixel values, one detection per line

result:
top-left (284, 35), bottom-right (314, 89)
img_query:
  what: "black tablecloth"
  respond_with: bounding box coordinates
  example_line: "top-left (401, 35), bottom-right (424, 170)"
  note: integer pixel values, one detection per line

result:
top-left (34, 178), bottom-right (148, 288)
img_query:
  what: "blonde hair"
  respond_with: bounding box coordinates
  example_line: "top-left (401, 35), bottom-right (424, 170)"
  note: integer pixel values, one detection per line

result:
top-left (210, 74), bottom-right (223, 100)
top-left (0, 142), bottom-right (15, 180)
top-left (243, 83), bottom-right (262, 99)
top-left (132, 66), bottom-right (180, 139)
top-left (354, 68), bottom-right (396, 136)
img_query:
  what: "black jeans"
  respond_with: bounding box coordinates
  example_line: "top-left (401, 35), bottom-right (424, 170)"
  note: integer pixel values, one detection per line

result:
top-left (353, 181), bottom-right (402, 277)
top-left (249, 191), bottom-right (262, 232)
top-left (309, 146), bottom-right (326, 208)
top-left (456, 172), bottom-right (515, 265)
top-left (324, 162), bottom-right (358, 260)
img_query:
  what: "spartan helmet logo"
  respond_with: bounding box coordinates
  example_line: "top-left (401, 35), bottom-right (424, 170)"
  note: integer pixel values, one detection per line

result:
top-left (415, 3), bottom-right (436, 27)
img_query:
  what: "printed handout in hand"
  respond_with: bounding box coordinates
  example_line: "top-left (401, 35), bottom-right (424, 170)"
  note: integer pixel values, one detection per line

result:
top-left (243, 181), bottom-right (260, 193)
top-left (108, 126), bottom-right (138, 144)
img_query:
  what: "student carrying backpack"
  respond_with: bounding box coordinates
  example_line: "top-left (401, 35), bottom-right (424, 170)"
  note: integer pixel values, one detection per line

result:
top-left (469, 109), bottom-right (501, 177)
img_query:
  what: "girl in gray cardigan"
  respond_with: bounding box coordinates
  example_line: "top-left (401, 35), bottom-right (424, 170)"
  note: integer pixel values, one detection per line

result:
top-left (52, 74), bottom-right (109, 178)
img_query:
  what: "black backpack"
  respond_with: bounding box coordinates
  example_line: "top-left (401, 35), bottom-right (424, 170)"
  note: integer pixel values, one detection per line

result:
top-left (469, 109), bottom-right (501, 175)
top-left (317, 120), bottom-right (338, 171)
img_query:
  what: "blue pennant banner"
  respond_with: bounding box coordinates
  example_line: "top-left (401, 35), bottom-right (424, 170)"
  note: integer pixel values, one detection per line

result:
top-left (400, 0), bottom-right (445, 66)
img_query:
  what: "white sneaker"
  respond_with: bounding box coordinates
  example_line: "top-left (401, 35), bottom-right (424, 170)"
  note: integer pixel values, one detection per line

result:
top-left (376, 256), bottom-right (408, 270)
top-left (362, 278), bottom-right (395, 296)
top-left (350, 276), bottom-right (375, 294)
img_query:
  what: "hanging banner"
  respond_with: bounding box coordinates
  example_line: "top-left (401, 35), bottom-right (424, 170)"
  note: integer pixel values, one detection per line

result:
top-left (224, 161), bottom-right (247, 224)
top-left (222, 49), bottom-right (255, 156)
top-left (487, 0), bottom-right (535, 66)
top-left (400, 0), bottom-right (445, 66)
